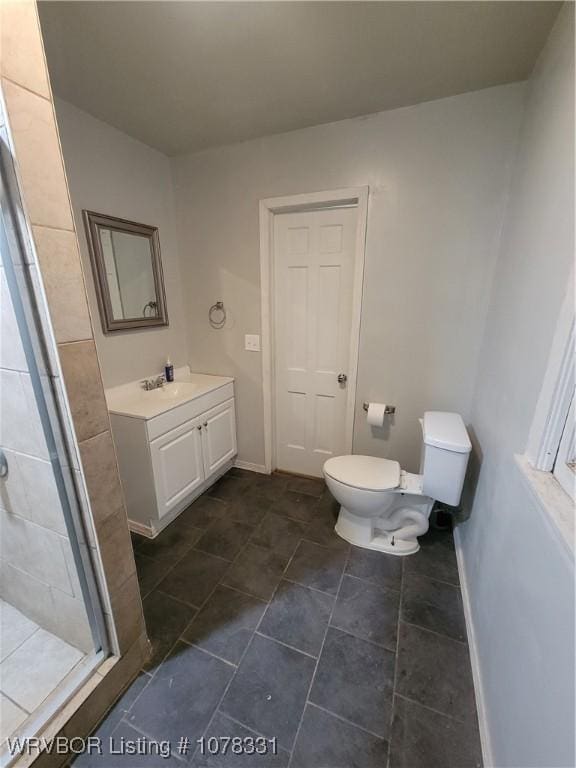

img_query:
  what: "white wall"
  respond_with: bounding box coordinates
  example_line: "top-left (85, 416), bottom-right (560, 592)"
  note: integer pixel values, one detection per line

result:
top-left (458, 5), bottom-right (575, 767)
top-left (55, 99), bottom-right (188, 387)
top-left (172, 84), bottom-right (525, 468)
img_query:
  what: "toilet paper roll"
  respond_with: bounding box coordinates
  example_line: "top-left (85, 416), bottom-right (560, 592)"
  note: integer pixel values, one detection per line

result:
top-left (366, 402), bottom-right (387, 427)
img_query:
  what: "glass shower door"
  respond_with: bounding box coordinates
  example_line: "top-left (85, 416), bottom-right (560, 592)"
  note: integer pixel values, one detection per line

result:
top-left (0, 116), bottom-right (107, 765)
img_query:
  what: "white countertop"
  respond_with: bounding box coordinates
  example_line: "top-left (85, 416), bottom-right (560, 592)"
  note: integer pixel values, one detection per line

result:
top-left (105, 367), bottom-right (234, 420)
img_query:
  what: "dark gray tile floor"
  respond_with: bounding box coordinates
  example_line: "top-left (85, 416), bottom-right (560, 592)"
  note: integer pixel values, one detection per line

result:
top-left (74, 468), bottom-right (483, 768)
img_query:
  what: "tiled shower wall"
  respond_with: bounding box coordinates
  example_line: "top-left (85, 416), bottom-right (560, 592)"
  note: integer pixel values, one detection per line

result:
top-left (0, 259), bottom-right (92, 651)
top-left (0, 0), bottom-right (149, 759)
top-left (0, 159), bottom-right (93, 649)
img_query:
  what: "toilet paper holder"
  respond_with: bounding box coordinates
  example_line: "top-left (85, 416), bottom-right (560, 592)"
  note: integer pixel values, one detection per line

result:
top-left (363, 402), bottom-right (396, 415)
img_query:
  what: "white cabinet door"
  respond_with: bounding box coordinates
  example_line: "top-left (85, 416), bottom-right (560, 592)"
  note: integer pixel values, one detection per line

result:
top-left (150, 418), bottom-right (205, 517)
top-left (201, 398), bottom-right (237, 478)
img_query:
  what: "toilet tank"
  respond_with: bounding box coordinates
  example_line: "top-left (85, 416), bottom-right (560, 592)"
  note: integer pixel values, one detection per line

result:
top-left (420, 412), bottom-right (471, 506)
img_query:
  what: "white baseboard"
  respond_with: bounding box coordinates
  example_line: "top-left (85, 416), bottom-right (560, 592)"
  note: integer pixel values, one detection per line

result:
top-left (453, 527), bottom-right (493, 768)
top-left (234, 459), bottom-right (268, 474)
top-left (128, 519), bottom-right (155, 539)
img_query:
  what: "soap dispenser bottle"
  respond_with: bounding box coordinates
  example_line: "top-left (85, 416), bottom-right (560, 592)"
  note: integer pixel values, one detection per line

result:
top-left (165, 357), bottom-right (174, 383)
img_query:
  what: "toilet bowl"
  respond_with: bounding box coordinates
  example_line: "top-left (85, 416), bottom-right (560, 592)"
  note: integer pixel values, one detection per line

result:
top-left (323, 411), bottom-right (471, 556)
top-left (324, 456), bottom-right (434, 555)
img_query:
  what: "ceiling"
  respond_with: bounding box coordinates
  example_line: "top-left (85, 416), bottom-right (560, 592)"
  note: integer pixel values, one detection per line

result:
top-left (38, 1), bottom-right (561, 157)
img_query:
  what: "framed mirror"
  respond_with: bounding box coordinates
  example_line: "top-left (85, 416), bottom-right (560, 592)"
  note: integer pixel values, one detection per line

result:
top-left (83, 210), bottom-right (169, 333)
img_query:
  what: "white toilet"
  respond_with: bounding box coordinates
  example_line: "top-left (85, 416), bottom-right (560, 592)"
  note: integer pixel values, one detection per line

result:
top-left (323, 411), bottom-right (471, 555)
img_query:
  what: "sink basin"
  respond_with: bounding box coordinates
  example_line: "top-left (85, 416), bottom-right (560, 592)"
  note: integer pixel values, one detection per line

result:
top-left (105, 369), bottom-right (234, 420)
top-left (145, 383), bottom-right (196, 400)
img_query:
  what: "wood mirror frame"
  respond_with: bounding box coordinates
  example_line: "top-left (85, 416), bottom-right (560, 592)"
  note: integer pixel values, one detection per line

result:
top-left (83, 210), bottom-right (169, 333)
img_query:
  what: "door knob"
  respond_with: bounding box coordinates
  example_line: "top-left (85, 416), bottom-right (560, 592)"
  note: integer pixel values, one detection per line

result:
top-left (337, 373), bottom-right (347, 384)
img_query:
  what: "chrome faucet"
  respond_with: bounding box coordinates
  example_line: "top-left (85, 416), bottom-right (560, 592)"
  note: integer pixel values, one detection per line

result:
top-left (141, 375), bottom-right (166, 391)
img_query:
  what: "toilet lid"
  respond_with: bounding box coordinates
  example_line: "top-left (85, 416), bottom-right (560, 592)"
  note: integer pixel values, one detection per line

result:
top-left (323, 455), bottom-right (401, 491)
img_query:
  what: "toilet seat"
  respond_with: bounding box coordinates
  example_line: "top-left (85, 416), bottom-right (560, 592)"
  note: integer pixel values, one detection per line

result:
top-left (323, 455), bottom-right (401, 491)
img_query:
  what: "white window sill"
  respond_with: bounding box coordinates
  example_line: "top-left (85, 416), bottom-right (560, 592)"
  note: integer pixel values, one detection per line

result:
top-left (515, 454), bottom-right (574, 557)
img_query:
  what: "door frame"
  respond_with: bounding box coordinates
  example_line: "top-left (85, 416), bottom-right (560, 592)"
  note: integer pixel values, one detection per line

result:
top-left (259, 186), bottom-right (369, 474)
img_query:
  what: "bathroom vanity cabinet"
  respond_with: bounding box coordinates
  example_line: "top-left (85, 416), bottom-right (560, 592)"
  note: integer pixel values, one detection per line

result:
top-left (106, 369), bottom-right (237, 537)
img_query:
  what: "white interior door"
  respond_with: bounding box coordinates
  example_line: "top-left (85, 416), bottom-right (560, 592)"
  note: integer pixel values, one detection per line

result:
top-left (273, 206), bottom-right (358, 477)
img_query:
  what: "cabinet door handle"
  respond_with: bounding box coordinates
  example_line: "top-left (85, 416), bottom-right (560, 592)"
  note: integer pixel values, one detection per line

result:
top-left (203, 422), bottom-right (208, 428)
top-left (197, 425), bottom-right (202, 431)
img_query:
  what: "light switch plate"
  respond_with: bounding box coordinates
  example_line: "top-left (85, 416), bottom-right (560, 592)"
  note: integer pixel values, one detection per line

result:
top-left (245, 334), bottom-right (261, 352)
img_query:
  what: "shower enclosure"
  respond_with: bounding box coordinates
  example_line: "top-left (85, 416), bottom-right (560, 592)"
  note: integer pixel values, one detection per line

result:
top-left (0, 107), bottom-right (107, 763)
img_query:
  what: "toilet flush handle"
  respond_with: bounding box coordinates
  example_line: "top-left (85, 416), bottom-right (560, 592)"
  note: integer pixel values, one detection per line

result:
top-left (337, 373), bottom-right (347, 384)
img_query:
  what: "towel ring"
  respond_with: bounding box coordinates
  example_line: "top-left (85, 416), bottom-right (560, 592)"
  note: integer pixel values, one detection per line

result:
top-left (209, 300), bottom-right (226, 329)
